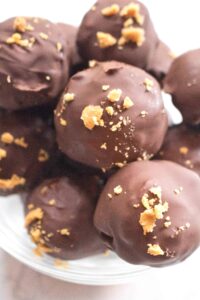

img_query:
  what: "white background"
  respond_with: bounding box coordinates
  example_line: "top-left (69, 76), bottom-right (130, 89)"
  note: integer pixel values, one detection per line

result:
top-left (0, 0), bottom-right (200, 299)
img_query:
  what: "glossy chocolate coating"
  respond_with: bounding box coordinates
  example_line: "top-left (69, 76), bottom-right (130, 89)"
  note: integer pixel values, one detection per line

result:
top-left (156, 124), bottom-right (200, 176)
top-left (147, 40), bottom-right (174, 85)
top-left (164, 49), bottom-right (200, 125)
top-left (25, 175), bottom-right (106, 260)
top-left (77, 0), bottom-right (158, 69)
top-left (0, 17), bottom-right (70, 110)
top-left (55, 61), bottom-right (167, 171)
top-left (94, 160), bottom-right (200, 267)
top-left (0, 109), bottom-right (56, 194)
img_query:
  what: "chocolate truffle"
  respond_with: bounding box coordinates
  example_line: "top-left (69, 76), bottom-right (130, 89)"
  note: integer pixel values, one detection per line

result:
top-left (0, 109), bottom-right (55, 194)
top-left (94, 160), bottom-right (200, 267)
top-left (55, 61), bottom-right (167, 171)
top-left (77, 0), bottom-right (159, 69)
top-left (156, 124), bottom-right (200, 176)
top-left (25, 175), bottom-right (106, 259)
top-left (146, 40), bottom-right (174, 85)
top-left (0, 17), bottom-right (70, 110)
top-left (57, 23), bottom-right (85, 74)
top-left (164, 49), bottom-right (200, 125)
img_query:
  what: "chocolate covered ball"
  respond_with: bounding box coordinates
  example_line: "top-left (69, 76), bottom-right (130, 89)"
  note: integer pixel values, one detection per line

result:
top-left (77, 0), bottom-right (158, 69)
top-left (164, 49), bottom-right (200, 125)
top-left (25, 175), bottom-right (106, 259)
top-left (146, 40), bottom-right (174, 85)
top-left (0, 109), bottom-right (55, 194)
top-left (156, 124), bottom-right (200, 176)
top-left (94, 160), bottom-right (200, 267)
top-left (57, 23), bottom-right (85, 75)
top-left (0, 17), bottom-right (70, 110)
top-left (55, 61), bottom-right (167, 171)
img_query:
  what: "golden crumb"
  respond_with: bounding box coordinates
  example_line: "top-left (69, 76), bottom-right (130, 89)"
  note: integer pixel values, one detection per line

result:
top-left (1, 132), bottom-right (14, 144)
top-left (7, 75), bottom-right (11, 83)
top-left (149, 186), bottom-right (162, 199)
top-left (0, 148), bottom-right (7, 160)
top-left (120, 2), bottom-right (144, 25)
top-left (140, 111), bottom-right (148, 118)
top-left (96, 32), bottom-right (117, 48)
top-left (113, 185), bottom-right (123, 195)
top-left (139, 209), bottom-right (157, 235)
top-left (33, 244), bottom-right (53, 257)
top-left (139, 186), bottom-right (169, 235)
top-left (164, 221), bottom-right (171, 228)
top-left (56, 42), bottom-right (62, 52)
top-left (102, 85), bottom-right (110, 91)
top-left (14, 137), bottom-right (28, 148)
top-left (6, 33), bottom-right (30, 47)
top-left (123, 96), bottom-right (134, 109)
top-left (13, 17), bottom-right (34, 33)
top-left (54, 259), bottom-right (68, 269)
top-left (63, 93), bottom-right (75, 103)
top-left (48, 199), bottom-right (56, 206)
top-left (39, 32), bottom-right (48, 40)
top-left (147, 244), bottom-right (164, 256)
top-left (123, 18), bottom-right (134, 28)
top-left (0, 174), bottom-right (25, 191)
top-left (100, 143), bottom-right (107, 150)
top-left (108, 193), bottom-right (113, 199)
top-left (30, 228), bottom-right (41, 243)
top-left (144, 78), bottom-right (154, 92)
top-left (107, 89), bottom-right (122, 102)
top-left (101, 4), bottom-right (120, 16)
top-left (60, 228), bottom-right (70, 236)
top-left (115, 162), bottom-right (126, 168)
top-left (120, 27), bottom-right (145, 47)
top-left (25, 208), bottom-right (43, 227)
top-left (81, 105), bottom-right (104, 130)
top-left (13, 17), bottom-right (27, 32)
top-left (105, 106), bottom-right (114, 116)
top-left (179, 147), bottom-right (189, 155)
top-left (28, 204), bottom-right (34, 210)
top-left (89, 60), bottom-right (97, 68)
top-left (38, 149), bottom-right (49, 162)
top-left (110, 121), bottom-right (122, 132)
top-left (60, 118), bottom-right (67, 126)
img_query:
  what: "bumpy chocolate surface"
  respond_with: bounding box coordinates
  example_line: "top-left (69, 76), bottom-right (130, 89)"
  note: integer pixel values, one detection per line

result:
top-left (77, 0), bottom-right (158, 69)
top-left (55, 61), bottom-right (167, 171)
top-left (147, 40), bottom-right (174, 84)
top-left (57, 23), bottom-right (84, 74)
top-left (25, 175), bottom-right (106, 259)
top-left (156, 124), bottom-right (200, 176)
top-left (0, 109), bottom-right (56, 194)
top-left (94, 160), bottom-right (200, 267)
top-left (0, 17), bottom-right (70, 110)
top-left (164, 49), bottom-right (200, 125)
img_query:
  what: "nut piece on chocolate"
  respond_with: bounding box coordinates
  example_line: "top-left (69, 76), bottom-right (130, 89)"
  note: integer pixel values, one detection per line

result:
top-left (146, 40), bottom-right (174, 85)
top-left (77, 0), bottom-right (159, 69)
top-left (0, 109), bottom-right (55, 195)
top-left (55, 61), bottom-right (167, 171)
top-left (94, 160), bottom-right (200, 267)
top-left (0, 17), bottom-right (70, 110)
top-left (156, 124), bottom-right (200, 176)
top-left (25, 175), bottom-right (106, 259)
top-left (164, 49), bottom-right (200, 126)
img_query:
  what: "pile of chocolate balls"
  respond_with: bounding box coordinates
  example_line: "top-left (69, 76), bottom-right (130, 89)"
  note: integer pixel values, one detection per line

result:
top-left (0, 0), bottom-right (200, 267)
